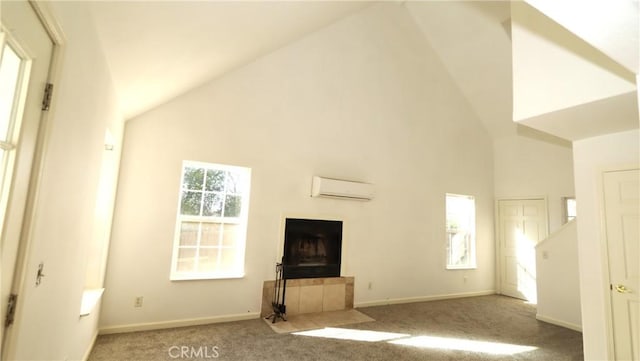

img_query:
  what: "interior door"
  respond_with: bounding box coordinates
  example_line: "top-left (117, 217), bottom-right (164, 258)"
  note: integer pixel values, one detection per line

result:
top-left (498, 199), bottom-right (548, 302)
top-left (604, 168), bottom-right (639, 361)
top-left (0, 0), bottom-right (53, 353)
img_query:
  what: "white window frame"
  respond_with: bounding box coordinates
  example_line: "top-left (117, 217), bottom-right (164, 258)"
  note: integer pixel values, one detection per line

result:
top-left (445, 193), bottom-right (477, 270)
top-left (170, 161), bottom-right (251, 281)
top-left (0, 36), bottom-right (32, 238)
top-left (562, 196), bottom-right (576, 224)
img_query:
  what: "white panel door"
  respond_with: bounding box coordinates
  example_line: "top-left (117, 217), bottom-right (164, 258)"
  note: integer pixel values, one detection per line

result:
top-left (0, 0), bottom-right (53, 354)
top-left (604, 169), bottom-right (639, 361)
top-left (498, 199), bottom-right (548, 301)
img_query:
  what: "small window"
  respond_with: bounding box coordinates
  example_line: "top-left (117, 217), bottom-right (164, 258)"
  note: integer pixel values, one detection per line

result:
top-left (446, 193), bottom-right (476, 269)
top-left (171, 161), bottom-right (251, 280)
top-left (562, 197), bottom-right (576, 224)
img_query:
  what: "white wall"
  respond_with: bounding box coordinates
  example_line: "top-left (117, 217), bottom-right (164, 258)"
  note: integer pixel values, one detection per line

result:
top-left (494, 132), bottom-right (575, 233)
top-left (535, 220), bottom-right (581, 331)
top-left (100, 3), bottom-right (495, 330)
top-left (523, 0), bottom-right (639, 75)
top-left (573, 129), bottom-right (639, 360)
top-left (511, 2), bottom-right (635, 122)
top-left (6, 2), bottom-right (123, 360)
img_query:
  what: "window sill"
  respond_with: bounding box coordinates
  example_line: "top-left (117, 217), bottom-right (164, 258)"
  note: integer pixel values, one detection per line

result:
top-left (170, 272), bottom-right (245, 281)
top-left (80, 288), bottom-right (105, 317)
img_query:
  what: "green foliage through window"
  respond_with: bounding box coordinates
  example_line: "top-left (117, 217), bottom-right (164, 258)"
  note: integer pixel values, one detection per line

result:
top-left (179, 167), bottom-right (245, 218)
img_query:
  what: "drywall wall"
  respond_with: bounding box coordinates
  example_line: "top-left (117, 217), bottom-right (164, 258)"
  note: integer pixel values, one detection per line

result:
top-left (5, 2), bottom-right (124, 360)
top-left (494, 133), bottom-right (574, 233)
top-left (101, 2), bottom-right (495, 330)
top-left (511, 2), bottom-right (636, 122)
top-left (573, 129), bottom-right (639, 360)
top-left (535, 220), bottom-right (581, 331)
top-left (523, 0), bottom-right (639, 74)
top-left (510, 2), bottom-right (637, 141)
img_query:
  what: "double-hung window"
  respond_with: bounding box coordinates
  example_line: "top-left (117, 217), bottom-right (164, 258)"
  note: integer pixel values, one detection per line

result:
top-left (446, 193), bottom-right (476, 269)
top-left (171, 161), bottom-right (251, 280)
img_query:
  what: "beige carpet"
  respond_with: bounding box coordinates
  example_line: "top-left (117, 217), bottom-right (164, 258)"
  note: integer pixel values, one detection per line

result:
top-left (89, 295), bottom-right (584, 361)
top-left (263, 309), bottom-right (374, 334)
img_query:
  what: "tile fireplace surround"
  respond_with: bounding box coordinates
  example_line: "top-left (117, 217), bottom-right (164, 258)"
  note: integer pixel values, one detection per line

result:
top-left (261, 277), bottom-right (354, 317)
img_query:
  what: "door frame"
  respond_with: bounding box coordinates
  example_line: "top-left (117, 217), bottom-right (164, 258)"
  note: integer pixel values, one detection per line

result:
top-left (598, 163), bottom-right (640, 361)
top-left (494, 196), bottom-right (549, 297)
top-left (0, 1), bottom-right (64, 357)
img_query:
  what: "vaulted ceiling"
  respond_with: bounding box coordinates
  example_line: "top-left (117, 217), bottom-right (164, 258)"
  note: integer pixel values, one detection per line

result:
top-left (89, 1), bottom-right (371, 120)
top-left (88, 1), bottom-right (637, 141)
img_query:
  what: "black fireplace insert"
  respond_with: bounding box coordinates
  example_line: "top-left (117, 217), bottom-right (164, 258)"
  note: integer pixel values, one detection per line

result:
top-left (282, 218), bottom-right (342, 279)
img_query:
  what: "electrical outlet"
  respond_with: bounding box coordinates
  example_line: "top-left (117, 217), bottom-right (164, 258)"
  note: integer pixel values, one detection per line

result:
top-left (463, 276), bottom-right (468, 283)
top-left (134, 296), bottom-right (143, 308)
top-left (367, 282), bottom-right (373, 290)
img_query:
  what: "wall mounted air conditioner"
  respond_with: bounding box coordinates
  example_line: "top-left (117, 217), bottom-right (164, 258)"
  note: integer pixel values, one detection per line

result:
top-left (310, 176), bottom-right (374, 200)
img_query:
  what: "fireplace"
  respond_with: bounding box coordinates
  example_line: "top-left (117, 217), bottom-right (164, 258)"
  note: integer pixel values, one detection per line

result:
top-left (282, 218), bottom-right (342, 279)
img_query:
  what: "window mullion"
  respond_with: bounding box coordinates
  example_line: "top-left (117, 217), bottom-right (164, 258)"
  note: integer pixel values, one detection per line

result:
top-left (217, 220), bottom-right (225, 269)
top-left (192, 170), bottom-right (206, 273)
top-left (216, 173), bottom-right (227, 270)
top-left (0, 141), bottom-right (16, 150)
top-left (198, 190), bottom-right (205, 217)
top-left (193, 222), bottom-right (203, 272)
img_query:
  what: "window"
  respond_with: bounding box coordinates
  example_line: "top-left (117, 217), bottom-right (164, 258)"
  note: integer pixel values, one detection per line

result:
top-left (446, 193), bottom-right (476, 269)
top-left (0, 41), bottom-right (30, 237)
top-left (171, 161), bottom-right (251, 280)
top-left (562, 197), bottom-right (576, 224)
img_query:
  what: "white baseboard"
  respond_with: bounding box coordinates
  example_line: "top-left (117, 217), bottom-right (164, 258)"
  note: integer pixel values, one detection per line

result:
top-left (82, 330), bottom-right (99, 361)
top-left (99, 312), bottom-right (260, 335)
top-left (354, 290), bottom-right (496, 308)
top-left (536, 314), bottom-right (582, 332)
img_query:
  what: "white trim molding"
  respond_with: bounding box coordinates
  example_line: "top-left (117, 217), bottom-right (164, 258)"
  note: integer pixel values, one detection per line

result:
top-left (82, 330), bottom-right (100, 361)
top-left (99, 312), bottom-right (260, 335)
top-left (354, 290), bottom-right (496, 308)
top-left (536, 314), bottom-right (582, 332)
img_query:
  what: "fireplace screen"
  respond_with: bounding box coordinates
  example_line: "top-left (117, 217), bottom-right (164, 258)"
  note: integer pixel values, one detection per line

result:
top-left (283, 218), bottom-right (342, 279)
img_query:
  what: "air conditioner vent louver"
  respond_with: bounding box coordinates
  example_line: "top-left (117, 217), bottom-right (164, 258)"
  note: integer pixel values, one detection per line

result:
top-left (310, 176), bottom-right (374, 201)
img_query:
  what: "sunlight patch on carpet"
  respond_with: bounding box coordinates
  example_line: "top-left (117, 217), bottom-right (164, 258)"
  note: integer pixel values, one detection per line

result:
top-left (295, 327), bottom-right (538, 355)
top-left (389, 335), bottom-right (538, 355)
top-left (293, 327), bottom-right (409, 342)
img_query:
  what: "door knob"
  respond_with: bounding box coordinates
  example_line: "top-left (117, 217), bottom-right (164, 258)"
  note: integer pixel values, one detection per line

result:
top-left (615, 284), bottom-right (631, 294)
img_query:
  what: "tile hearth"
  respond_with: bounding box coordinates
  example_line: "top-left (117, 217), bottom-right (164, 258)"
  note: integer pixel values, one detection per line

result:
top-left (261, 277), bottom-right (354, 318)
